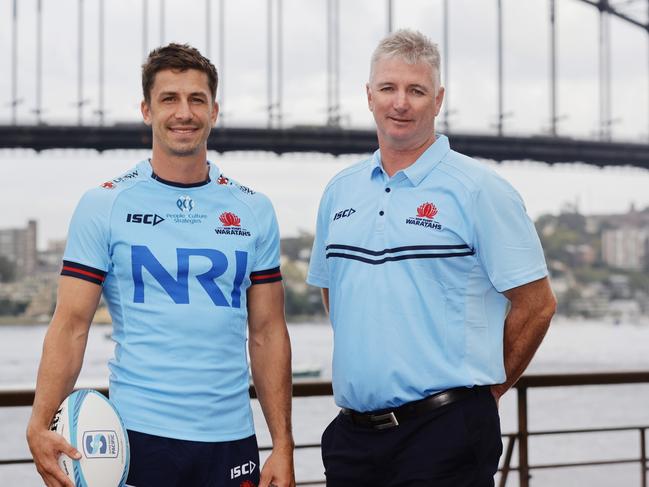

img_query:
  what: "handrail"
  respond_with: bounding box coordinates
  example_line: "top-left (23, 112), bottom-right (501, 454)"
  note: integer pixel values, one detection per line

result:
top-left (2, 372), bottom-right (649, 486)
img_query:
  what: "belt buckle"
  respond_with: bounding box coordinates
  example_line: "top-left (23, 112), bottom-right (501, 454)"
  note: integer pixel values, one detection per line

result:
top-left (369, 411), bottom-right (399, 429)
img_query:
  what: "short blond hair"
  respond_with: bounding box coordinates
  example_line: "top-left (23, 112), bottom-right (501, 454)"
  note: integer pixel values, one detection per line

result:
top-left (370, 29), bottom-right (441, 88)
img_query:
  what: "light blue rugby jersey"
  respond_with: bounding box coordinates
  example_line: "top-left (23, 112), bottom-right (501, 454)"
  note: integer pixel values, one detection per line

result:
top-left (307, 135), bottom-right (548, 412)
top-left (62, 160), bottom-right (282, 441)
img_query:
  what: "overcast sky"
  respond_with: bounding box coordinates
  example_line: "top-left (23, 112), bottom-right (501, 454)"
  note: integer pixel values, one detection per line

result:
top-left (0, 0), bottom-right (648, 246)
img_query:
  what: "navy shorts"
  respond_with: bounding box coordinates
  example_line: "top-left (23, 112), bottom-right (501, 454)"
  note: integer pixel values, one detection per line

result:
top-left (321, 386), bottom-right (502, 487)
top-left (125, 430), bottom-right (260, 487)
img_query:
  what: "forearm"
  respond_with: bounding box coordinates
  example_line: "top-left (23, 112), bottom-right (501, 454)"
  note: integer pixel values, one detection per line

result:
top-left (249, 324), bottom-right (294, 450)
top-left (493, 278), bottom-right (557, 398)
top-left (493, 308), bottom-right (551, 397)
top-left (29, 316), bottom-right (89, 430)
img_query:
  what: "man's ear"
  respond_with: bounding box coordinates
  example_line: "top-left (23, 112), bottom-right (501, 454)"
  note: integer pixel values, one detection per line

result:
top-left (366, 83), bottom-right (374, 112)
top-left (211, 101), bottom-right (219, 127)
top-left (141, 100), bottom-right (152, 126)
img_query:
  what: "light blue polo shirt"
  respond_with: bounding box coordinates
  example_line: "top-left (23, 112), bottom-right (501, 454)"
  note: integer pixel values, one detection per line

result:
top-left (307, 135), bottom-right (547, 412)
top-left (62, 160), bottom-right (282, 441)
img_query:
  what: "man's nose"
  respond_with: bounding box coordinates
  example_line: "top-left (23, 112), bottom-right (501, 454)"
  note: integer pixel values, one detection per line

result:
top-left (393, 90), bottom-right (409, 111)
top-left (174, 100), bottom-right (193, 120)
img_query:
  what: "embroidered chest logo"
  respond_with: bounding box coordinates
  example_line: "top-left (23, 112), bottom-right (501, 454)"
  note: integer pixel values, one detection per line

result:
top-left (333, 208), bottom-right (356, 221)
top-left (167, 196), bottom-right (207, 225)
top-left (216, 212), bottom-right (251, 236)
top-left (406, 202), bottom-right (442, 230)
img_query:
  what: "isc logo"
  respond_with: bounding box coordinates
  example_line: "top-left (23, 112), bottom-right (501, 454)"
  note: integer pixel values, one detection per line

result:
top-left (127, 213), bottom-right (165, 226)
top-left (131, 246), bottom-right (249, 308)
top-left (230, 460), bottom-right (256, 479)
top-left (333, 208), bottom-right (356, 221)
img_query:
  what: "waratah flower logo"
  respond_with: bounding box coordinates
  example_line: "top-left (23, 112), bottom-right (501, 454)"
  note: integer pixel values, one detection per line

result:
top-left (416, 202), bottom-right (438, 219)
top-left (219, 212), bottom-right (241, 227)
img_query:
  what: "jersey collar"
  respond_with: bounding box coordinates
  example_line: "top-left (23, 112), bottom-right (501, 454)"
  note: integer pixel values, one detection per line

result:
top-left (370, 135), bottom-right (451, 186)
top-left (136, 159), bottom-right (222, 187)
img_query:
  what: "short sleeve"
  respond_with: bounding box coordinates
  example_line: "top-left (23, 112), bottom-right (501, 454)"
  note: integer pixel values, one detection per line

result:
top-left (306, 189), bottom-right (331, 289)
top-left (472, 173), bottom-right (548, 293)
top-left (61, 189), bottom-right (112, 285)
top-left (249, 196), bottom-right (282, 285)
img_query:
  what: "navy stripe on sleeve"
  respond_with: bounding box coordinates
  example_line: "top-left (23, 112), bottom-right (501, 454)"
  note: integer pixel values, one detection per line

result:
top-left (60, 260), bottom-right (107, 286)
top-left (250, 266), bottom-right (282, 285)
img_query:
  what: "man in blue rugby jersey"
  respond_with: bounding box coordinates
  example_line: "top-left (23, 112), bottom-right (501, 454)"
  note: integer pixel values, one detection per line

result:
top-left (308, 29), bottom-right (556, 486)
top-left (27, 43), bottom-right (295, 487)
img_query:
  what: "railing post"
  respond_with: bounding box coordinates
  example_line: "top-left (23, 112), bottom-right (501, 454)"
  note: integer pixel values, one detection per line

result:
top-left (518, 385), bottom-right (530, 487)
top-left (641, 427), bottom-right (647, 487)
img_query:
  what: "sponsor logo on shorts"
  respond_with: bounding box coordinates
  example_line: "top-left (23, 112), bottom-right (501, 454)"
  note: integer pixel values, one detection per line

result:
top-left (230, 460), bottom-right (256, 479)
top-left (333, 208), bottom-right (356, 221)
top-left (215, 212), bottom-right (251, 236)
top-left (82, 430), bottom-right (119, 458)
top-left (406, 202), bottom-right (442, 230)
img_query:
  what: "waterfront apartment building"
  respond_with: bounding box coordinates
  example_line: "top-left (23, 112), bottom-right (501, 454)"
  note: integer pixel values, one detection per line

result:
top-left (0, 220), bottom-right (38, 278)
top-left (601, 226), bottom-right (649, 271)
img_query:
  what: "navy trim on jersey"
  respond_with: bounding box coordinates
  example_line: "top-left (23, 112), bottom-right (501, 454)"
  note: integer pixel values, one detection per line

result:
top-left (250, 266), bottom-right (282, 285)
top-left (60, 260), bottom-right (107, 285)
top-left (325, 244), bottom-right (475, 265)
top-left (326, 243), bottom-right (472, 255)
top-left (151, 171), bottom-right (211, 188)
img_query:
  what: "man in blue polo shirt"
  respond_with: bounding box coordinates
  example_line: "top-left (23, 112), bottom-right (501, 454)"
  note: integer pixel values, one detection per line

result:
top-left (27, 44), bottom-right (295, 487)
top-left (308, 29), bottom-right (556, 486)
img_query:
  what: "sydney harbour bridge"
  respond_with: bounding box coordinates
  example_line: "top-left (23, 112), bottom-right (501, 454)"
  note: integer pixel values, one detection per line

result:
top-left (1, 0), bottom-right (649, 168)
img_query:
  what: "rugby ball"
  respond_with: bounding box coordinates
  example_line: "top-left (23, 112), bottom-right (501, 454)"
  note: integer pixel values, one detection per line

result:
top-left (50, 389), bottom-right (130, 487)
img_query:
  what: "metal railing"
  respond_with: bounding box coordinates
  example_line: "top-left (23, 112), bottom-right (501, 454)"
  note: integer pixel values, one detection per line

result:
top-left (2, 373), bottom-right (648, 486)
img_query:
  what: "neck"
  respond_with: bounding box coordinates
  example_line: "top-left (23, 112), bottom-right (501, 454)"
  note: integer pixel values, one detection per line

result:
top-left (149, 146), bottom-right (210, 184)
top-left (379, 133), bottom-right (437, 177)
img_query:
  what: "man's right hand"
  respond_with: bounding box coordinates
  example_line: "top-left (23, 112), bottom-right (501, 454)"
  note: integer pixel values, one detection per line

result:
top-left (26, 424), bottom-right (81, 487)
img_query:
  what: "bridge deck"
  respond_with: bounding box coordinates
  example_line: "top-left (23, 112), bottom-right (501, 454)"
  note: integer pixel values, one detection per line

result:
top-left (2, 125), bottom-right (649, 168)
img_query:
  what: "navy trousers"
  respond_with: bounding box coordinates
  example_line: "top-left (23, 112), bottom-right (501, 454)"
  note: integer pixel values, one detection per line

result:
top-left (125, 430), bottom-right (260, 487)
top-left (321, 387), bottom-right (502, 487)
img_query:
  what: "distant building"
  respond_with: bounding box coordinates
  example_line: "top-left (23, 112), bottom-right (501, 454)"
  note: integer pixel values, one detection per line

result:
top-left (601, 226), bottom-right (649, 271)
top-left (39, 239), bottom-right (66, 272)
top-left (0, 220), bottom-right (38, 278)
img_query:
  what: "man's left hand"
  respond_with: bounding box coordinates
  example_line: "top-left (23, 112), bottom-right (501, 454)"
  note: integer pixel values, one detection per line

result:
top-left (259, 448), bottom-right (295, 487)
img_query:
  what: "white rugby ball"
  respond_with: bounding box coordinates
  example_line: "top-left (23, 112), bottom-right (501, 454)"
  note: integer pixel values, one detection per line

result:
top-left (50, 389), bottom-right (130, 487)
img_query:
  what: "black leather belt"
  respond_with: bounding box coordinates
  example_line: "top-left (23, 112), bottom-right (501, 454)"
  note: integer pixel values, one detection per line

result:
top-left (341, 386), bottom-right (479, 430)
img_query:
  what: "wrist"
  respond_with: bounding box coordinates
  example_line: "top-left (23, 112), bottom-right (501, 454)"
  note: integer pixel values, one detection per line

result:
top-left (272, 437), bottom-right (295, 453)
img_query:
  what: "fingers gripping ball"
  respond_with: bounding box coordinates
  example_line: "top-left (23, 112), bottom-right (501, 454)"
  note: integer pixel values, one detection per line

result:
top-left (50, 389), bottom-right (130, 487)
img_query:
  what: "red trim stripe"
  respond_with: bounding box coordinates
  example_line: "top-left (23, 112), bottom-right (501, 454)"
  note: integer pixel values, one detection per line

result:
top-left (251, 271), bottom-right (281, 281)
top-left (62, 266), bottom-right (106, 282)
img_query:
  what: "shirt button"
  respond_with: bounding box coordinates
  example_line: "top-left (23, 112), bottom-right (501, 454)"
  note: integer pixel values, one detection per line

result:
top-left (379, 210), bottom-right (385, 216)
top-left (385, 188), bottom-right (391, 193)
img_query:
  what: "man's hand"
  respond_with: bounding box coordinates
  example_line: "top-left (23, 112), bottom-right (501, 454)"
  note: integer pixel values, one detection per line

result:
top-left (259, 447), bottom-right (296, 487)
top-left (26, 424), bottom-right (80, 487)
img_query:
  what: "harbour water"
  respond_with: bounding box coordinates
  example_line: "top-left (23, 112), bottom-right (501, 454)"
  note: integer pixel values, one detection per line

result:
top-left (1, 318), bottom-right (649, 486)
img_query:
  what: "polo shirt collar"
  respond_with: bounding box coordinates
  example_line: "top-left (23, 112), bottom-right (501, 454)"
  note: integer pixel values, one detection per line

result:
top-left (370, 134), bottom-right (451, 186)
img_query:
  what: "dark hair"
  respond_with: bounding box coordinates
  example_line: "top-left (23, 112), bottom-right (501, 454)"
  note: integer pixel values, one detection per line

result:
top-left (142, 43), bottom-right (218, 103)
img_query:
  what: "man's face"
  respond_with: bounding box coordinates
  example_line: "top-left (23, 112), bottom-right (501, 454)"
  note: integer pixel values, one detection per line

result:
top-left (141, 68), bottom-right (218, 158)
top-left (367, 56), bottom-right (444, 152)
